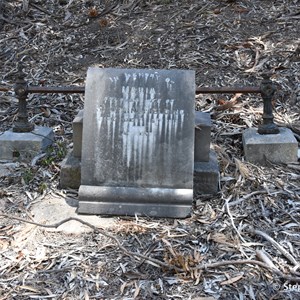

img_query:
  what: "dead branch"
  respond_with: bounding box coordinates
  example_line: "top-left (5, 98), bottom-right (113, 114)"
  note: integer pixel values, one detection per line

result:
top-left (215, 93), bottom-right (242, 111)
top-left (2, 213), bottom-right (299, 282)
top-left (228, 190), bottom-right (268, 207)
top-left (249, 227), bottom-right (300, 269)
top-left (193, 259), bottom-right (300, 282)
top-left (0, 213), bottom-right (182, 273)
top-left (224, 197), bottom-right (247, 243)
top-left (256, 249), bottom-right (279, 271)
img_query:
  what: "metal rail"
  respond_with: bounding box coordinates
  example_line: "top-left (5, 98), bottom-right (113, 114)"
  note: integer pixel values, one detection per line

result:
top-left (0, 85), bottom-right (85, 94)
top-left (28, 86), bottom-right (85, 94)
top-left (1, 64), bottom-right (278, 134)
top-left (196, 86), bottom-right (261, 94)
top-left (1, 85), bottom-right (261, 94)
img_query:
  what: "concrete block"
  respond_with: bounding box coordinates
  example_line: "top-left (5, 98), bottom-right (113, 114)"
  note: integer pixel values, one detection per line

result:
top-left (194, 111), bottom-right (211, 162)
top-left (243, 127), bottom-right (298, 165)
top-left (60, 151), bottom-right (81, 189)
top-left (194, 150), bottom-right (219, 195)
top-left (0, 163), bottom-right (18, 177)
top-left (0, 126), bottom-right (54, 162)
top-left (73, 110), bottom-right (83, 158)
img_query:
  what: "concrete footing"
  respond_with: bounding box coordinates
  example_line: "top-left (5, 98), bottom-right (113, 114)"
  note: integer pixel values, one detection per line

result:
top-left (0, 126), bottom-right (54, 162)
top-left (60, 151), bottom-right (220, 196)
top-left (194, 150), bottom-right (219, 195)
top-left (243, 127), bottom-right (298, 165)
top-left (59, 151), bottom-right (81, 189)
top-left (195, 111), bottom-right (211, 162)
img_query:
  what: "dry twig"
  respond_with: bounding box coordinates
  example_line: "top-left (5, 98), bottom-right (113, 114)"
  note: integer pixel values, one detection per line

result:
top-left (249, 227), bottom-right (300, 269)
top-left (0, 213), bottom-right (182, 272)
top-left (2, 213), bottom-right (300, 283)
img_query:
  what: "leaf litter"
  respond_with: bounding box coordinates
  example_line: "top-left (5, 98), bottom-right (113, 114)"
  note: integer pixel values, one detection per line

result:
top-left (0, 0), bottom-right (300, 299)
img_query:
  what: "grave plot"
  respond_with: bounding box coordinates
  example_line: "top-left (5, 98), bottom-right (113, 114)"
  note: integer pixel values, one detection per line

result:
top-left (0, 1), bottom-right (299, 299)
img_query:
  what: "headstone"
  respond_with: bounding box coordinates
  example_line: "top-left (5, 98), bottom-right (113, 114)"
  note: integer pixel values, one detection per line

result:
top-left (78, 67), bottom-right (195, 218)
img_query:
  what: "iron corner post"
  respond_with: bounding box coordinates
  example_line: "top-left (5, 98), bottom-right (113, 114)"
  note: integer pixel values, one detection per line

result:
top-left (13, 64), bottom-right (34, 133)
top-left (258, 74), bottom-right (279, 135)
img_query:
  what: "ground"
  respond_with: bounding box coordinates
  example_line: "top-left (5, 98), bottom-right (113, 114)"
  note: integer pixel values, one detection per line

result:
top-left (0, 0), bottom-right (300, 299)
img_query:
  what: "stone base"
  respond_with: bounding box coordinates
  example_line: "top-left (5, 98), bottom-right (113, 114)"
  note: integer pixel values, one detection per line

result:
top-left (194, 111), bottom-right (211, 162)
top-left (243, 127), bottom-right (298, 165)
top-left (70, 110), bottom-right (213, 162)
top-left (60, 150), bottom-right (220, 195)
top-left (60, 151), bottom-right (81, 189)
top-left (78, 185), bottom-right (193, 218)
top-left (194, 150), bottom-right (219, 195)
top-left (73, 110), bottom-right (83, 158)
top-left (0, 126), bottom-right (54, 162)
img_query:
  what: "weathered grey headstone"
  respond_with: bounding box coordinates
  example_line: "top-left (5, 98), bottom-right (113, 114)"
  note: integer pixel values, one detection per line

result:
top-left (78, 68), bottom-right (195, 218)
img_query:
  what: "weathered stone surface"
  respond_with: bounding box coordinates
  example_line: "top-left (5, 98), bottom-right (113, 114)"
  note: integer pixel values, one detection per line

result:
top-left (78, 185), bottom-right (193, 217)
top-left (73, 110), bottom-right (83, 158)
top-left (194, 150), bottom-right (219, 195)
top-left (243, 127), bottom-right (298, 165)
top-left (0, 162), bottom-right (18, 177)
top-left (60, 151), bottom-right (81, 189)
top-left (31, 195), bottom-right (115, 234)
top-left (0, 126), bottom-right (54, 162)
top-left (194, 111), bottom-right (211, 162)
top-left (79, 67), bottom-right (195, 218)
top-left (81, 68), bottom-right (195, 188)
top-left (62, 110), bottom-right (213, 188)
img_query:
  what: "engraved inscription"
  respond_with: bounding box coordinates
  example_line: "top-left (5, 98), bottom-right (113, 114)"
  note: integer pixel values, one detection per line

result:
top-left (82, 68), bottom-right (194, 188)
top-left (96, 86), bottom-right (185, 168)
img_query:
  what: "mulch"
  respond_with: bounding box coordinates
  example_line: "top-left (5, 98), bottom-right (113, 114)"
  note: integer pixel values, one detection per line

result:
top-left (0, 0), bottom-right (299, 299)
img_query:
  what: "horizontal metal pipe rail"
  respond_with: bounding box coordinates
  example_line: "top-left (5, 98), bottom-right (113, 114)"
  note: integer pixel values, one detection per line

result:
top-left (1, 85), bottom-right (261, 94)
top-left (196, 86), bottom-right (261, 94)
top-left (0, 65), bottom-right (279, 135)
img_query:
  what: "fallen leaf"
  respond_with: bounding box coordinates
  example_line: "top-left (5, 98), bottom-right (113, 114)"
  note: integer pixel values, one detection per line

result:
top-left (216, 93), bottom-right (242, 111)
top-left (221, 273), bottom-right (244, 285)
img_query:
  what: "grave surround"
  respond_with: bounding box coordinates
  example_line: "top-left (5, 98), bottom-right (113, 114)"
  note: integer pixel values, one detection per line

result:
top-left (78, 67), bottom-right (196, 218)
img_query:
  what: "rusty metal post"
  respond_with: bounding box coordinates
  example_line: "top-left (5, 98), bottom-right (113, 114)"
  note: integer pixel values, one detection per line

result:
top-left (258, 74), bottom-right (279, 135)
top-left (13, 64), bottom-right (34, 132)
